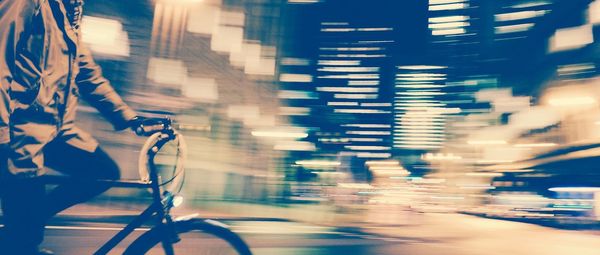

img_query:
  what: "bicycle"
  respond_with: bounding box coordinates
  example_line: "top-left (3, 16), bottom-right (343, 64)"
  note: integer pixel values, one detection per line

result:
top-left (41, 118), bottom-right (253, 255)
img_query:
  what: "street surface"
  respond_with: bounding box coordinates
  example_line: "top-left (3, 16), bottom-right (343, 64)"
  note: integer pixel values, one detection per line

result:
top-left (42, 221), bottom-right (397, 255)
top-left (40, 212), bottom-right (600, 255)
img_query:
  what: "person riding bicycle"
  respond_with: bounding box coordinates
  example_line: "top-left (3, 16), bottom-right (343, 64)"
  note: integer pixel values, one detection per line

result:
top-left (0, 1), bottom-right (161, 254)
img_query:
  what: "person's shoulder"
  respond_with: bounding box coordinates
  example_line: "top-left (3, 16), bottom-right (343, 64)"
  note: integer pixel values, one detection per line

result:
top-left (0, 0), bottom-right (42, 10)
top-left (0, 0), bottom-right (42, 5)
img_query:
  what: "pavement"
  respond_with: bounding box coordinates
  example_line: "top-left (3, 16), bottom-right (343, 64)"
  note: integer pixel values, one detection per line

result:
top-left (21, 199), bottom-right (600, 255)
top-left (2, 194), bottom-right (599, 255)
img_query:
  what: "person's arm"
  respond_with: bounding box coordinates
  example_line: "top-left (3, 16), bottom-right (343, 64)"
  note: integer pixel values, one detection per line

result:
top-left (75, 43), bottom-right (137, 130)
top-left (0, 0), bottom-right (38, 144)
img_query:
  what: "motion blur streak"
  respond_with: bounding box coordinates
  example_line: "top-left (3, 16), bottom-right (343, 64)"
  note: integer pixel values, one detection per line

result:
top-left (38, 0), bottom-right (600, 254)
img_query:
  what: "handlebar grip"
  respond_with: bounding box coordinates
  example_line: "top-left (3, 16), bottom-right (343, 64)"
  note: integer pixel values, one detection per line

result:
top-left (134, 117), bottom-right (172, 136)
top-left (135, 123), bottom-right (166, 136)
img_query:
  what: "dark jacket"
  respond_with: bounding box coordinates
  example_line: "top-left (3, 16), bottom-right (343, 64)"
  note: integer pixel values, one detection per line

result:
top-left (0, 0), bottom-right (136, 177)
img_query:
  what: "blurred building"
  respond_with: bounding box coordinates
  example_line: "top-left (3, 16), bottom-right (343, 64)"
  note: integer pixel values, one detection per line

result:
top-left (278, 0), bottom-right (432, 183)
top-left (426, 0), bottom-right (600, 220)
top-left (76, 0), bottom-right (600, 222)
top-left (81, 0), bottom-right (294, 203)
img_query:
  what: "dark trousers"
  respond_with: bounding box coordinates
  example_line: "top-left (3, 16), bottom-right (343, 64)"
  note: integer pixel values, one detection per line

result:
top-left (0, 139), bottom-right (121, 254)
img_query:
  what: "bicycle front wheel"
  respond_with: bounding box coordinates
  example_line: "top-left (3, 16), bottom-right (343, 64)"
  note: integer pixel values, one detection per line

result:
top-left (124, 219), bottom-right (252, 255)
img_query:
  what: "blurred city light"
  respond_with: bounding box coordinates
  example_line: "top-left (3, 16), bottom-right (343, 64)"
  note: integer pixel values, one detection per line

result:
top-left (495, 10), bottom-right (549, 22)
top-left (422, 153), bottom-right (462, 161)
top-left (251, 130), bottom-right (309, 139)
top-left (295, 160), bottom-right (341, 167)
top-left (280, 73), bottom-right (314, 83)
top-left (589, 0), bottom-right (600, 24)
top-left (513, 143), bottom-right (558, 148)
top-left (511, 1), bottom-right (551, 9)
top-left (428, 15), bottom-right (469, 23)
top-left (549, 187), bottom-right (600, 192)
top-left (288, 0), bottom-right (321, 3)
top-left (429, 3), bottom-right (468, 11)
top-left (63, 1), bottom-right (600, 253)
top-left (549, 24), bottom-right (594, 52)
top-left (397, 65), bottom-right (447, 70)
top-left (147, 58), bottom-right (188, 86)
top-left (81, 16), bottom-right (130, 57)
top-left (432, 28), bottom-right (466, 36)
top-left (495, 23), bottom-right (535, 34)
top-left (428, 21), bottom-right (469, 29)
top-left (547, 96), bottom-right (596, 107)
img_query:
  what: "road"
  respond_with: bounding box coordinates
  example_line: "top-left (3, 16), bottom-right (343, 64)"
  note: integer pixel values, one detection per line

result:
top-left (41, 219), bottom-right (409, 255)
top-left (40, 213), bottom-right (600, 255)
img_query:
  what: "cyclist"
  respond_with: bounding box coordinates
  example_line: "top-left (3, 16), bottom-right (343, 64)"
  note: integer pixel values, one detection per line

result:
top-left (0, 1), bottom-right (160, 254)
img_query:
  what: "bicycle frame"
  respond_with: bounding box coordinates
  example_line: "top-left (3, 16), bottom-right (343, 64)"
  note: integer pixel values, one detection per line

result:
top-left (37, 127), bottom-right (252, 255)
top-left (87, 131), bottom-right (180, 255)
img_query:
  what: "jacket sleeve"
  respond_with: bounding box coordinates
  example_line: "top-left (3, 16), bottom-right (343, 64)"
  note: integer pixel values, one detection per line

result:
top-left (75, 44), bottom-right (137, 130)
top-left (0, 0), bottom-right (38, 144)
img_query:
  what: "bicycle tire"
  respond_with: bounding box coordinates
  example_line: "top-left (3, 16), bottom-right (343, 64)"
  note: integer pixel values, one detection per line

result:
top-left (123, 219), bottom-right (252, 255)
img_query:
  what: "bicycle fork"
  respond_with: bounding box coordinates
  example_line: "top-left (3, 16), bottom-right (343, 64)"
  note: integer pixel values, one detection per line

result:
top-left (147, 149), bottom-right (180, 255)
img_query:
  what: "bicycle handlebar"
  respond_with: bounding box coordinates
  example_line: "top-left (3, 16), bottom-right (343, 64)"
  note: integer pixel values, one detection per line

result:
top-left (134, 117), bottom-right (173, 137)
top-left (137, 121), bottom-right (187, 194)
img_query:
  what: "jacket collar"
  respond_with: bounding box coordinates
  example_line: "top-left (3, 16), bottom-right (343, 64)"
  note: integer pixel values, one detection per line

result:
top-left (48, 0), bottom-right (79, 54)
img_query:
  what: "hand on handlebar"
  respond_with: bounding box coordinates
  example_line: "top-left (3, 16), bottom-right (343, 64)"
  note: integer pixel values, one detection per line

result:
top-left (128, 116), bottom-right (172, 136)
